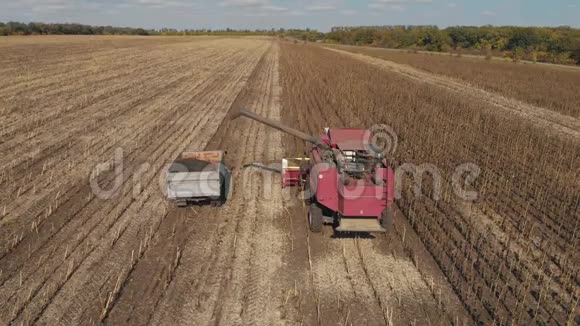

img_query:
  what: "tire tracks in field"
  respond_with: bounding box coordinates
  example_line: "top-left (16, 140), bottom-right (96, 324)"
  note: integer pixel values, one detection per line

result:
top-left (0, 41), bottom-right (243, 226)
top-left (0, 46), bottom-right (224, 206)
top-left (219, 42), bottom-right (285, 326)
top-left (283, 93), bottom-right (389, 326)
top-left (0, 45), bottom-right (250, 323)
top-left (0, 44), bottom-right (244, 258)
top-left (279, 44), bottom-right (390, 326)
top-left (279, 41), bottom-right (473, 326)
top-left (146, 41), bottom-right (288, 326)
top-left (0, 51), bottom-right (239, 297)
top-left (103, 42), bottom-right (275, 326)
top-left (52, 40), bottom-right (269, 326)
top-left (0, 39), bottom-right (269, 324)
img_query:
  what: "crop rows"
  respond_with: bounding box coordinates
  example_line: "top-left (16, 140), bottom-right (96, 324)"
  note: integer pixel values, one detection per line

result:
top-left (0, 37), bottom-right (269, 324)
top-left (279, 41), bottom-right (474, 325)
top-left (278, 41), bottom-right (579, 325)
top-left (0, 36), bottom-right (577, 325)
top-left (328, 45), bottom-right (580, 118)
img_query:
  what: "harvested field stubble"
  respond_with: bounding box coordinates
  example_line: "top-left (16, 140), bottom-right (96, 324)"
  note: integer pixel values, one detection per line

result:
top-left (0, 36), bottom-right (271, 324)
top-left (0, 36), bottom-right (578, 326)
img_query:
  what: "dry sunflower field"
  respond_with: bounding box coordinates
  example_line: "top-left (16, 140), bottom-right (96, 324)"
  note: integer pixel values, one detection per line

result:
top-left (0, 35), bottom-right (578, 326)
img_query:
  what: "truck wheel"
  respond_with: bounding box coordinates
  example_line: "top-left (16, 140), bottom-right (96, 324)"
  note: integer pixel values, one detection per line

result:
top-left (210, 197), bottom-right (223, 207)
top-left (381, 205), bottom-right (394, 230)
top-left (308, 203), bottom-right (323, 233)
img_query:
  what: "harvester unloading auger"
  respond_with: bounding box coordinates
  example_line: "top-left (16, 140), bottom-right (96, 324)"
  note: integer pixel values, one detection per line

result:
top-left (232, 108), bottom-right (395, 233)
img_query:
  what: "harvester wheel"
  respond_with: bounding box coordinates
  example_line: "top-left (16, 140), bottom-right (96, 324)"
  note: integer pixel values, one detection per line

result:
top-left (381, 205), bottom-right (394, 230)
top-left (308, 203), bottom-right (323, 233)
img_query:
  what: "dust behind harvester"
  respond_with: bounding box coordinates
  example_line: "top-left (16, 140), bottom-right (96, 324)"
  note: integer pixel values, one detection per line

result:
top-left (232, 108), bottom-right (395, 233)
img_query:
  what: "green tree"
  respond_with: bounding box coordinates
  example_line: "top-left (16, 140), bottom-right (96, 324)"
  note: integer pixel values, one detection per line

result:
top-left (415, 28), bottom-right (450, 51)
top-left (507, 28), bottom-right (540, 50)
top-left (353, 29), bottom-right (373, 45)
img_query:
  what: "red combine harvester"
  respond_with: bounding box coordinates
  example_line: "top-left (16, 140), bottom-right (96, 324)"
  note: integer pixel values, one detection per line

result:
top-left (233, 108), bottom-right (395, 233)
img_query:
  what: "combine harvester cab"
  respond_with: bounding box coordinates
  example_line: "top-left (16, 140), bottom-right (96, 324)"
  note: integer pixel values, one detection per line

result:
top-left (309, 128), bottom-right (395, 233)
top-left (166, 151), bottom-right (230, 207)
top-left (232, 108), bottom-right (395, 234)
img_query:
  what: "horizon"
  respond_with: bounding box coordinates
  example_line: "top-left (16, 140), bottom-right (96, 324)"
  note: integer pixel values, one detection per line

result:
top-left (1, 1), bottom-right (579, 33)
top-left (2, 21), bottom-right (580, 33)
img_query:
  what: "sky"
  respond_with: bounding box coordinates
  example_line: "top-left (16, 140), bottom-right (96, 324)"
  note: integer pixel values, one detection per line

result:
top-left (1, 0), bottom-right (579, 32)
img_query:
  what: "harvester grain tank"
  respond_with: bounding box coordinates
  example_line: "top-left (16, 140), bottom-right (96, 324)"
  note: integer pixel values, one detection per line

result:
top-left (232, 108), bottom-right (395, 233)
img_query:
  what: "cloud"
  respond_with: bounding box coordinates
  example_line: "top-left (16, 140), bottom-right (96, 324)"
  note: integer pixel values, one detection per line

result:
top-left (31, 4), bottom-right (73, 13)
top-left (374, 0), bottom-right (432, 3)
top-left (262, 5), bottom-right (289, 12)
top-left (368, 3), bottom-right (385, 9)
top-left (340, 9), bottom-right (357, 15)
top-left (219, 0), bottom-right (290, 15)
top-left (242, 12), bottom-right (270, 17)
top-left (288, 10), bottom-right (306, 16)
top-left (305, 4), bottom-right (337, 12)
top-left (220, 0), bottom-right (268, 8)
top-left (131, 0), bottom-right (197, 9)
top-left (481, 10), bottom-right (495, 16)
top-left (116, 3), bottom-right (137, 9)
top-left (369, 0), bottom-right (430, 11)
top-left (368, 2), bottom-right (406, 11)
top-left (447, 3), bottom-right (457, 8)
top-left (105, 8), bottom-right (121, 15)
top-left (11, 0), bottom-right (75, 12)
top-left (7, 0), bottom-right (201, 17)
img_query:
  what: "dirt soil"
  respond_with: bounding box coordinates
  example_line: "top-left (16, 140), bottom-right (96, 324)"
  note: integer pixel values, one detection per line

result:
top-left (1, 36), bottom-right (577, 326)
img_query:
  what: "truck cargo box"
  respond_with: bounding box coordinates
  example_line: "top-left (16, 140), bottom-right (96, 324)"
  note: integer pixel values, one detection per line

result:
top-left (165, 151), bottom-right (229, 207)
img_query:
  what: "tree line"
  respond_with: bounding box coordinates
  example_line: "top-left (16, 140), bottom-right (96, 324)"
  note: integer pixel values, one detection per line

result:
top-left (0, 22), bottom-right (323, 39)
top-left (2, 21), bottom-right (578, 65)
top-left (0, 22), bottom-right (152, 36)
top-left (326, 25), bottom-right (580, 65)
